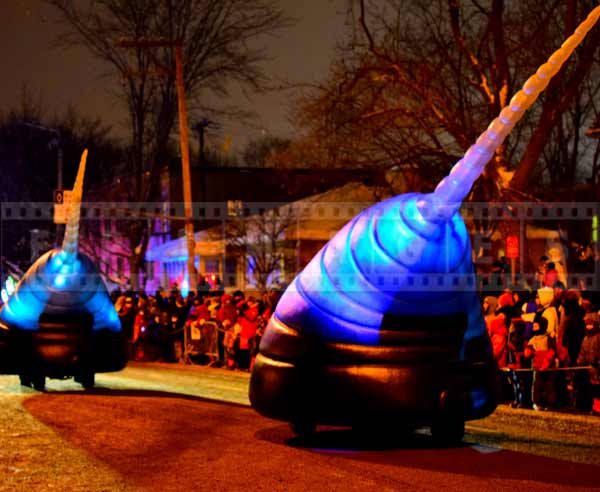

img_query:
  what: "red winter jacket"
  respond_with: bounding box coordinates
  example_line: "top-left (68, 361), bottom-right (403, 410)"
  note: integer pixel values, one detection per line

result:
top-left (238, 307), bottom-right (259, 350)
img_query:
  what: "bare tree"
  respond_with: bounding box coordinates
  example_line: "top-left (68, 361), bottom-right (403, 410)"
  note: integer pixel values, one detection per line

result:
top-left (225, 206), bottom-right (298, 292)
top-left (295, 0), bottom-right (600, 202)
top-left (79, 216), bottom-right (131, 283)
top-left (242, 135), bottom-right (291, 168)
top-left (0, 90), bottom-right (123, 272)
top-left (47, 0), bottom-right (292, 289)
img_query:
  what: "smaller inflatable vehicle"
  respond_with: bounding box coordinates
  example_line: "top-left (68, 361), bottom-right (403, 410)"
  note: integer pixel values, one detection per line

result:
top-left (0, 151), bottom-right (127, 390)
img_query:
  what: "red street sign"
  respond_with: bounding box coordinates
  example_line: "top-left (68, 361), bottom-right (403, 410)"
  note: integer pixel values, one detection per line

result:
top-left (506, 235), bottom-right (519, 259)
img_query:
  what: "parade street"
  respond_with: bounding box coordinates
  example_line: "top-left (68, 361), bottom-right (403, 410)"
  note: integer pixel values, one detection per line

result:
top-left (1, 362), bottom-right (599, 492)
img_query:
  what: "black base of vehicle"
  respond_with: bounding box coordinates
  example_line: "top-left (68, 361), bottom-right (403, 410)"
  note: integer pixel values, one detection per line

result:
top-left (0, 313), bottom-right (127, 391)
top-left (249, 315), bottom-right (499, 444)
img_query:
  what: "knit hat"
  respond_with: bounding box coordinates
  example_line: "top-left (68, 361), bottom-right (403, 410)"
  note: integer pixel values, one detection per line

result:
top-left (537, 287), bottom-right (554, 308)
top-left (498, 292), bottom-right (514, 308)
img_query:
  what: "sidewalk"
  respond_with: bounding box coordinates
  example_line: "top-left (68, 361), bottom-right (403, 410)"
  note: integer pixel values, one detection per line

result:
top-left (493, 402), bottom-right (600, 427)
top-left (469, 400), bottom-right (600, 466)
top-left (128, 359), bottom-right (251, 380)
top-left (103, 360), bottom-right (251, 405)
top-left (128, 360), bottom-right (600, 425)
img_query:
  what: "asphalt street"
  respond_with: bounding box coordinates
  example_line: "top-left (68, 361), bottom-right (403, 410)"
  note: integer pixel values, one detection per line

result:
top-left (1, 362), bottom-right (599, 492)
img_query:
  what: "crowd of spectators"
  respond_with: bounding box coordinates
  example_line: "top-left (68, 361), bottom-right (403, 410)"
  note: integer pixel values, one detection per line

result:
top-left (110, 256), bottom-right (600, 417)
top-left (483, 257), bottom-right (600, 416)
top-left (111, 277), bottom-right (281, 372)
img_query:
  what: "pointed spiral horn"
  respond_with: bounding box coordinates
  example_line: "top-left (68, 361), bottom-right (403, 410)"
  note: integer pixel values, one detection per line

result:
top-left (61, 149), bottom-right (88, 262)
top-left (419, 5), bottom-right (600, 221)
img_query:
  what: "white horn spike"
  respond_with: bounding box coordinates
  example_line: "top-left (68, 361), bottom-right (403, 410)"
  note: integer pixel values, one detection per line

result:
top-left (419, 5), bottom-right (600, 221)
top-left (61, 149), bottom-right (88, 262)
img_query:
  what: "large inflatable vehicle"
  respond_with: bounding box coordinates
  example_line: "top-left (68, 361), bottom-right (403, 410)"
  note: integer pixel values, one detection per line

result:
top-left (249, 7), bottom-right (600, 443)
top-left (0, 150), bottom-right (127, 390)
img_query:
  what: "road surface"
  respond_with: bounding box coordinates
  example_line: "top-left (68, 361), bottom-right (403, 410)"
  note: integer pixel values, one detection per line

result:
top-left (1, 362), bottom-right (599, 492)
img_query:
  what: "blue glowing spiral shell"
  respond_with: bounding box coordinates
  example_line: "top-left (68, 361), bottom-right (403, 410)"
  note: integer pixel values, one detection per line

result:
top-left (270, 192), bottom-right (484, 351)
top-left (268, 4), bottom-right (600, 349)
top-left (0, 249), bottom-right (121, 333)
top-left (0, 149), bottom-right (120, 335)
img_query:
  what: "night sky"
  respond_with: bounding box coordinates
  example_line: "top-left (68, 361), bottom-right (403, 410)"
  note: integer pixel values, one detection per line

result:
top-left (0, 0), bottom-right (347, 153)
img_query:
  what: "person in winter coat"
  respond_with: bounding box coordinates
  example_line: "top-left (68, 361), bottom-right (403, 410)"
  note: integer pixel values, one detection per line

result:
top-left (543, 262), bottom-right (559, 288)
top-left (580, 317), bottom-right (600, 361)
top-left (236, 300), bottom-right (259, 371)
top-left (524, 315), bottom-right (557, 411)
top-left (217, 294), bottom-right (237, 328)
top-left (574, 319), bottom-right (600, 412)
top-left (223, 321), bottom-right (240, 370)
top-left (552, 289), bottom-right (585, 408)
top-left (132, 307), bottom-right (150, 360)
top-left (189, 299), bottom-right (211, 322)
top-left (483, 296), bottom-right (498, 331)
top-left (537, 287), bottom-right (559, 340)
top-left (250, 303), bottom-right (269, 371)
top-left (560, 290), bottom-right (586, 366)
top-left (520, 291), bottom-right (538, 340)
top-left (497, 290), bottom-right (514, 314)
top-left (171, 295), bottom-right (189, 357)
top-left (217, 294), bottom-right (238, 365)
top-left (488, 309), bottom-right (509, 368)
top-left (487, 292), bottom-right (514, 369)
top-left (118, 296), bottom-right (136, 341)
top-left (507, 318), bottom-right (532, 408)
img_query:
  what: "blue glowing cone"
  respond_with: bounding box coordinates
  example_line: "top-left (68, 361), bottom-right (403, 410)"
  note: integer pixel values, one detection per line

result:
top-left (0, 150), bottom-right (126, 386)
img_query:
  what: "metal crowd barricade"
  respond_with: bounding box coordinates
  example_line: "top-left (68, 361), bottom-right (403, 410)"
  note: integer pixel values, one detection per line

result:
top-left (500, 365), bottom-right (594, 373)
top-left (200, 321), bottom-right (219, 363)
top-left (500, 365), bottom-right (599, 411)
top-left (184, 320), bottom-right (203, 360)
top-left (183, 320), bottom-right (219, 364)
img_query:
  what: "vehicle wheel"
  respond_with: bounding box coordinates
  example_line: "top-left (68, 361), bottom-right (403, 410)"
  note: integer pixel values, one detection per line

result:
top-left (19, 373), bottom-right (32, 387)
top-left (79, 371), bottom-right (95, 389)
top-left (290, 419), bottom-right (316, 437)
top-left (31, 373), bottom-right (46, 392)
top-left (430, 415), bottom-right (465, 446)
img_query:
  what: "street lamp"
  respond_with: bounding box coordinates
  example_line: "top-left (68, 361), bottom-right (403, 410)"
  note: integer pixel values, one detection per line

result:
top-left (18, 121), bottom-right (63, 190)
top-left (193, 118), bottom-right (219, 167)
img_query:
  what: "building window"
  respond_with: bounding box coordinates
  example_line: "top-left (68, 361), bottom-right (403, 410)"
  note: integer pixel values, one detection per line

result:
top-left (103, 218), bottom-right (112, 238)
top-left (204, 259), bottom-right (219, 275)
top-left (225, 258), bottom-right (237, 287)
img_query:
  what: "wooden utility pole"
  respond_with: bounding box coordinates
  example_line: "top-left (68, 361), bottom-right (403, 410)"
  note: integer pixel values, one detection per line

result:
top-left (118, 38), bottom-right (197, 293)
